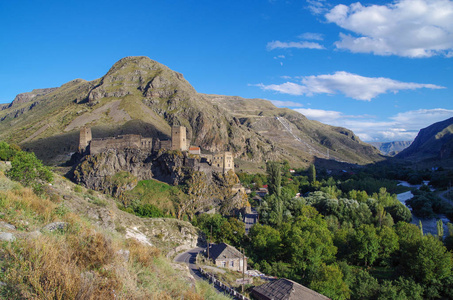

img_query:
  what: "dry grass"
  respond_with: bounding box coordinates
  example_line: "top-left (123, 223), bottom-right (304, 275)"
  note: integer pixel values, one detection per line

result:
top-left (0, 171), bottom-right (230, 300)
top-left (126, 238), bottom-right (160, 267)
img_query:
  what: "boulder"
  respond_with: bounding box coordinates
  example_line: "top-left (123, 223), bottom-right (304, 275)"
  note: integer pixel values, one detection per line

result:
top-left (0, 232), bottom-right (16, 242)
top-left (41, 222), bottom-right (68, 232)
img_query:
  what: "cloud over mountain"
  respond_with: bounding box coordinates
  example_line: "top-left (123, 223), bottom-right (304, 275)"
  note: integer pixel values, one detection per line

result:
top-left (295, 107), bottom-right (453, 141)
top-left (255, 71), bottom-right (444, 100)
top-left (325, 0), bottom-right (453, 57)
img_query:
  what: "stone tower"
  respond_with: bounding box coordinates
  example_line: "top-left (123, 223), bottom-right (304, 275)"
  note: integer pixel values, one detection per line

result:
top-left (79, 126), bottom-right (92, 153)
top-left (171, 126), bottom-right (188, 151)
top-left (223, 152), bottom-right (234, 172)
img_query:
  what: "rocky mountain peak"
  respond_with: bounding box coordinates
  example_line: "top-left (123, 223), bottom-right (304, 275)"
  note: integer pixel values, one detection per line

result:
top-left (87, 56), bottom-right (196, 103)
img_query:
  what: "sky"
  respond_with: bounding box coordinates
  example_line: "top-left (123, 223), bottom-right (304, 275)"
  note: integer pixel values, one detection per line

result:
top-left (1, 0), bottom-right (452, 142)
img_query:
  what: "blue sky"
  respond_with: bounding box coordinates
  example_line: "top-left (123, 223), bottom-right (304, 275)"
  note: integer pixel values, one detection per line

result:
top-left (1, 0), bottom-right (452, 142)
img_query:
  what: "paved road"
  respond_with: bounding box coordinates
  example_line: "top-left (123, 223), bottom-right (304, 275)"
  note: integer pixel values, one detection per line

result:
top-left (174, 247), bottom-right (228, 295)
top-left (174, 247), bottom-right (205, 281)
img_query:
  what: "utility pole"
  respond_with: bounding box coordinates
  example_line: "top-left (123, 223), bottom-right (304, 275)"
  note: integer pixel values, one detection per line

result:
top-left (207, 225), bottom-right (212, 261)
top-left (241, 247), bottom-right (245, 293)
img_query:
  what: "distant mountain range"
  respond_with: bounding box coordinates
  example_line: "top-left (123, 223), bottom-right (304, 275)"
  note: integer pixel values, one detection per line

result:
top-left (397, 117), bottom-right (453, 163)
top-left (0, 56), bottom-right (383, 169)
top-left (370, 141), bottom-right (413, 156)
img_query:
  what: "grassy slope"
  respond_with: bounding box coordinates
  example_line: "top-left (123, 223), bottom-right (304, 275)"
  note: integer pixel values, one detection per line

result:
top-left (0, 171), bottom-right (227, 299)
top-left (121, 179), bottom-right (184, 216)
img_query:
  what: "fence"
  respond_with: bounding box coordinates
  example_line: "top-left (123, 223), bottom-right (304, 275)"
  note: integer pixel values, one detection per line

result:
top-left (199, 267), bottom-right (250, 300)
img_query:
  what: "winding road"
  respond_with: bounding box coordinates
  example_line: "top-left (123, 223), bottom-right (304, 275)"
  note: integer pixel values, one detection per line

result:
top-left (174, 247), bottom-right (228, 295)
top-left (174, 247), bottom-right (205, 281)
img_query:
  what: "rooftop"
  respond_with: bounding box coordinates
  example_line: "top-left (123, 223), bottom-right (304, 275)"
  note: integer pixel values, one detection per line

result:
top-left (251, 278), bottom-right (330, 300)
top-left (208, 243), bottom-right (244, 260)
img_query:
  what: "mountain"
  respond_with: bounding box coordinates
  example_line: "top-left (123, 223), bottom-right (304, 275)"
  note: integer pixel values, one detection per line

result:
top-left (0, 56), bottom-right (383, 168)
top-left (370, 141), bottom-right (412, 156)
top-left (397, 117), bottom-right (453, 163)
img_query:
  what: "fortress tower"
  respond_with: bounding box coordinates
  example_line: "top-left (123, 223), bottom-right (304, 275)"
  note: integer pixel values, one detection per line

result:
top-left (171, 126), bottom-right (188, 151)
top-left (223, 152), bottom-right (234, 172)
top-left (79, 126), bottom-right (92, 153)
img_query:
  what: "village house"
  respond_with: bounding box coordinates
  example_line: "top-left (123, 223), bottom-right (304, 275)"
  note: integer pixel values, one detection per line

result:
top-left (206, 243), bottom-right (247, 272)
top-left (251, 278), bottom-right (330, 300)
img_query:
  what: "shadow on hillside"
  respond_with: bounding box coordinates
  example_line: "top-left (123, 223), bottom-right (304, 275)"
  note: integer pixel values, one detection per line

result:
top-left (21, 120), bottom-right (170, 165)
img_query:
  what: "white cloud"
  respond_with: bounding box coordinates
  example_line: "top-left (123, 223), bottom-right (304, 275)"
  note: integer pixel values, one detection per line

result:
top-left (325, 0), bottom-right (453, 57)
top-left (273, 55), bottom-right (286, 59)
top-left (294, 108), bottom-right (344, 123)
top-left (298, 32), bottom-right (324, 41)
top-left (271, 100), bottom-right (304, 107)
top-left (255, 71), bottom-right (444, 101)
top-left (267, 40), bottom-right (325, 50)
top-left (306, 0), bottom-right (328, 15)
top-left (293, 107), bottom-right (453, 141)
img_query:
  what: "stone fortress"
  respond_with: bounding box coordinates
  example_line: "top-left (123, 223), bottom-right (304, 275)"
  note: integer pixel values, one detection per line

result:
top-left (78, 125), bottom-right (235, 174)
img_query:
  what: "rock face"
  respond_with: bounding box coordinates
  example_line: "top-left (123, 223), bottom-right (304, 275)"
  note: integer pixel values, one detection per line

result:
top-left (370, 141), bottom-right (413, 156)
top-left (0, 56), bottom-right (383, 168)
top-left (397, 117), bottom-right (453, 163)
top-left (9, 88), bottom-right (58, 108)
top-left (73, 148), bottom-right (151, 194)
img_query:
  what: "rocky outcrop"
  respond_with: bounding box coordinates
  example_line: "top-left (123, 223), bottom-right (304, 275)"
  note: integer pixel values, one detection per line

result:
top-left (73, 148), bottom-right (152, 193)
top-left (9, 88), bottom-right (58, 108)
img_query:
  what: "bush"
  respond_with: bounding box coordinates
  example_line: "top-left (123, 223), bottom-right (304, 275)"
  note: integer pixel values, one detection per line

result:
top-left (133, 203), bottom-right (165, 218)
top-left (7, 151), bottom-right (53, 189)
top-left (0, 142), bottom-right (19, 161)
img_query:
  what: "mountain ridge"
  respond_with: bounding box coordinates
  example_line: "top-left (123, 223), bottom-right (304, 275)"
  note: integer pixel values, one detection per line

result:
top-left (397, 116), bottom-right (453, 163)
top-left (0, 56), bottom-right (383, 168)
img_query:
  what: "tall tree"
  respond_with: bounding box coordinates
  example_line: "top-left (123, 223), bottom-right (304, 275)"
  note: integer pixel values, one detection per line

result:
top-left (266, 161), bottom-right (282, 197)
top-left (308, 164), bottom-right (316, 184)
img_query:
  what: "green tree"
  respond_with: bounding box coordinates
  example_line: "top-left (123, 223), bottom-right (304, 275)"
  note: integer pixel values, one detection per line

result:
top-left (309, 263), bottom-right (350, 300)
top-left (308, 164), bottom-right (316, 184)
top-left (249, 224), bottom-right (282, 262)
top-left (266, 161), bottom-right (282, 197)
top-left (437, 219), bottom-right (444, 240)
top-left (219, 217), bottom-right (245, 246)
top-left (378, 226), bottom-right (399, 265)
top-left (0, 142), bottom-right (20, 161)
top-left (283, 206), bottom-right (337, 277)
top-left (7, 151), bottom-right (53, 188)
top-left (350, 224), bottom-right (380, 266)
top-left (399, 235), bottom-right (453, 285)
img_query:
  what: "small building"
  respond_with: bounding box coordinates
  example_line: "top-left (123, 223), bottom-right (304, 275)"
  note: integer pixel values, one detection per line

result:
top-left (251, 278), bottom-right (330, 300)
top-left (257, 188), bottom-right (268, 198)
top-left (188, 146), bottom-right (201, 155)
top-left (207, 243), bottom-right (247, 272)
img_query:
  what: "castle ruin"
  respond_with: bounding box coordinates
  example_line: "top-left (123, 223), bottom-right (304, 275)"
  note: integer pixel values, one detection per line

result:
top-left (78, 126), bottom-right (234, 173)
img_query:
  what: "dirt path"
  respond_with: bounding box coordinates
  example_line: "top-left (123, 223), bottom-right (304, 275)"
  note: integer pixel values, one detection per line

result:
top-left (438, 188), bottom-right (453, 207)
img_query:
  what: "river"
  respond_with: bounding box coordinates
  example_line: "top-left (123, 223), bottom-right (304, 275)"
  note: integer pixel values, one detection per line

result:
top-left (396, 181), bottom-right (450, 237)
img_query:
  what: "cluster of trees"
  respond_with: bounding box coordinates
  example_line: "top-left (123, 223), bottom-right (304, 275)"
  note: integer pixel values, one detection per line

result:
top-left (240, 162), bottom-right (453, 299)
top-left (0, 142), bottom-right (53, 192)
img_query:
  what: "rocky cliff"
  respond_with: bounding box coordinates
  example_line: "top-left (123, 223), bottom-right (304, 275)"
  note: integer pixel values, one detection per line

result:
top-left (397, 117), bottom-right (453, 163)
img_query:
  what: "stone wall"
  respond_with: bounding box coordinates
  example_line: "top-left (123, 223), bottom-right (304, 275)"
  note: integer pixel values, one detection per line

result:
top-left (90, 135), bottom-right (153, 155)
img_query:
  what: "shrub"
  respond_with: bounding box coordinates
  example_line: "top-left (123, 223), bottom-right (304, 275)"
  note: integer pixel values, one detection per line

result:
top-left (7, 151), bottom-right (53, 189)
top-left (0, 142), bottom-right (19, 161)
